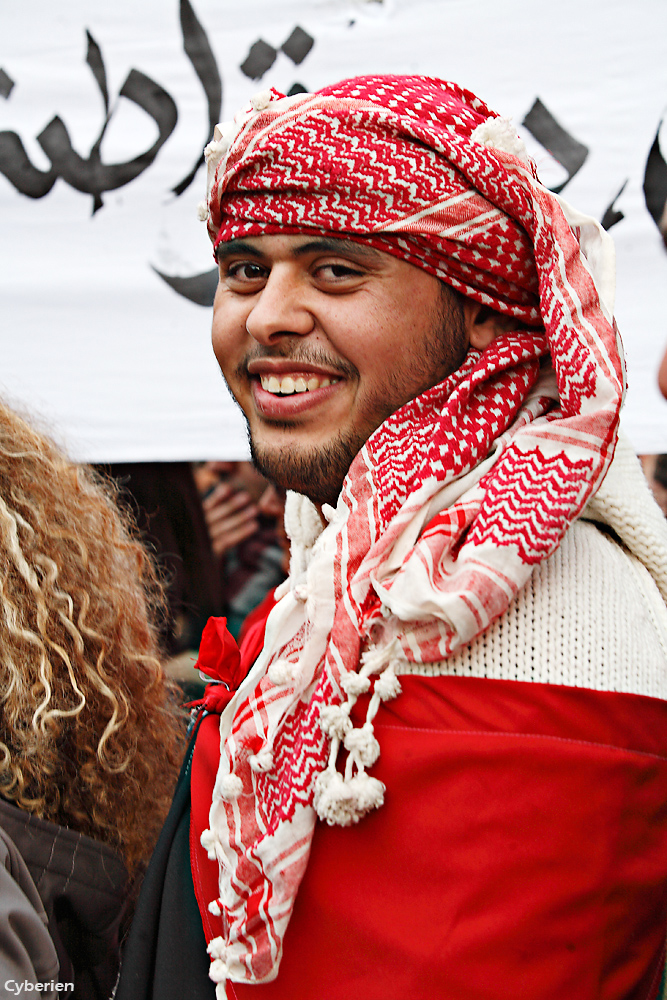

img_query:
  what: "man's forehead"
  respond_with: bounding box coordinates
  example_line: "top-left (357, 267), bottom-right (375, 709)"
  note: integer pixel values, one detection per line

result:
top-left (214, 234), bottom-right (386, 263)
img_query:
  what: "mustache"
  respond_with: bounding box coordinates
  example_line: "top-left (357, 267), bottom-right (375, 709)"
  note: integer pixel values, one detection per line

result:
top-left (234, 345), bottom-right (358, 380)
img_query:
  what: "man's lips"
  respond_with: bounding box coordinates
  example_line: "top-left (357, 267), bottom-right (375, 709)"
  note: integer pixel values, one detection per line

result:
top-left (245, 358), bottom-right (346, 415)
top-left (259, 372), bottom-right (339, 394)
top-left (250, 371), bottom-right (343, 418)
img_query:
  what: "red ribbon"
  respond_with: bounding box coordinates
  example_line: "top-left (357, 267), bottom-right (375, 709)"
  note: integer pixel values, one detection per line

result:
top-left (191, 617), bottom-right (245, 714)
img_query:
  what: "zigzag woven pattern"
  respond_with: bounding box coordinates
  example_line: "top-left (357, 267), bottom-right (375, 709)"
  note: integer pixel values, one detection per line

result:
top-left (468, 447), bottom-right (595, 563)
top-left (200, 76), bottom-right (625, 991)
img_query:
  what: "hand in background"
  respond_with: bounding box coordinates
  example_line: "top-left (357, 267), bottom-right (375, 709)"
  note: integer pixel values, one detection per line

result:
top-left (202, 480), bottom-right (259, 558)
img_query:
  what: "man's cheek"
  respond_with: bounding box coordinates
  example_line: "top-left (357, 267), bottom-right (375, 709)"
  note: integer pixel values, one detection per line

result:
top-left (211, 331), bottom-right (238, 373)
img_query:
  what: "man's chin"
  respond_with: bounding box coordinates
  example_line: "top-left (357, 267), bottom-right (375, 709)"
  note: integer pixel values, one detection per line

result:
top-left (249, 434), bottom-right (360, 509)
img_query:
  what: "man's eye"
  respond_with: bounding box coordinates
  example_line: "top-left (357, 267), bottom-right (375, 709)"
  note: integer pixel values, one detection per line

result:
top-left (226, 262), bottom-right (266, 282)
top-left (317, 263), bottom-right (364, 280)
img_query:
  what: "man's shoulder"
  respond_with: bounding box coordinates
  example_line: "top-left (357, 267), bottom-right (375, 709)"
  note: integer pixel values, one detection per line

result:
top-left (399, 517), bottom-right (667, 699)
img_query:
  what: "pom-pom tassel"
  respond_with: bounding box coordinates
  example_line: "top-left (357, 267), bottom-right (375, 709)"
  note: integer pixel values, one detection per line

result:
top-left (249, 746), bottom-right (274, 773)
top-left (320, 703), bottom-right (353, 739)
top-left (217, 772), bottom-right (243, 801)
top-left (268, 658), bottom-right (299, 686)
top-left (314, 768), bottom-right (385, 826)
top-left (470, 116), bottom-right (531, 165)
top-left (344, 722), bottom-right (381, 767)
top-left (374, 665), bottom-right (402, 701)
top-left (208, 937), bottom-right (231, 986)
top-left (200, 828), bottom-right (217, 860)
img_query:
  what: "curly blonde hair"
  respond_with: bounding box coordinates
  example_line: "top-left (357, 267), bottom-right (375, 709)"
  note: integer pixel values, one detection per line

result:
top-left (0, 401), bottom-right (186, 872)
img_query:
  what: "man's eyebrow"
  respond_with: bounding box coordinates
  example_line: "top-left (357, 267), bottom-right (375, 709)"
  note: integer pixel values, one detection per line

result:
top-left (214, 240), bottom-right (266, 263)
top-left (214, 237), bottom-right (385, 264)
top-left (291, 238), bottom-right (384, 262)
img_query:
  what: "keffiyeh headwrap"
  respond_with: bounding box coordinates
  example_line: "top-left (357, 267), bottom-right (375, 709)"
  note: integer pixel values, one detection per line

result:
top-left (199, 76), bottom-right (624, 991)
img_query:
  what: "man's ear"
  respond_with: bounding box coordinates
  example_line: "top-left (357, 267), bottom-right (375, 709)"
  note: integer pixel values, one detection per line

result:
top-left (462, 300), bottom-right (514, 350)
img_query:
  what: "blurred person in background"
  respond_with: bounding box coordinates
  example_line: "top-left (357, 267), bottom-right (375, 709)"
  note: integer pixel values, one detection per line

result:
top-left (94, 460), bottom-right (286, 674)
top-left (94, 460), bottom-right (224, 656)
top-left (196, 461), bottom-right (287, 638)
top-left (0, 400), bottom-right (186, 999)
top-left (646, 212), bottom-right (667, 515)
top-left (656, 211), bottom-right (667, 404)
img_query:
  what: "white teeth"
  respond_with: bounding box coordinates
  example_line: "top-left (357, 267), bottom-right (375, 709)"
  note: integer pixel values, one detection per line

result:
top-left (260, 374), bottom-right (338, 395)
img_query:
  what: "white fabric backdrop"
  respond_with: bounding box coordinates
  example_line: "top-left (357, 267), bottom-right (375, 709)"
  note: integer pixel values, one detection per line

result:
top-left (2, 0), bottom-right (667, 460)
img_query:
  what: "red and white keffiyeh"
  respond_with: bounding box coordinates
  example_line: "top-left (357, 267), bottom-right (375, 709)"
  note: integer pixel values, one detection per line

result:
top-left (199, 76), bottom-right (624, 992)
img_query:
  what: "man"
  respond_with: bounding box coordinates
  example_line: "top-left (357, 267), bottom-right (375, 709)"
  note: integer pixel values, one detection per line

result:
top-left (117, 76), bottom-right (667, 1000)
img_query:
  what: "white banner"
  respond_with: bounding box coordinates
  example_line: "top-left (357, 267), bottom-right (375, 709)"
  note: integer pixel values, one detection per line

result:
top-left (2, 0), bottom-right (667, 460)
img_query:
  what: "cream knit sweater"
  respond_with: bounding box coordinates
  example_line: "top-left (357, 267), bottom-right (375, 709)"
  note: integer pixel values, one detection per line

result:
top-left (397, 434), bottom-right (667, 699)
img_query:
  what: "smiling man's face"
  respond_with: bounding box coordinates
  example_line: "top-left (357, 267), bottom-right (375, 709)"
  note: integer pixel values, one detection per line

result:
top-left (211, 234), bottom-right (469, 506)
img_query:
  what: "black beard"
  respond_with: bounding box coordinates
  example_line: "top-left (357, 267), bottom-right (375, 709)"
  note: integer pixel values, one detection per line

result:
top-left (250, 426), bottom-right (366, 508)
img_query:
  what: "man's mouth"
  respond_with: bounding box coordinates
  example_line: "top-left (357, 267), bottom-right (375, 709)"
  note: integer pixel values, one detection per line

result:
top-left (259, 373), bottom-right (341, 395)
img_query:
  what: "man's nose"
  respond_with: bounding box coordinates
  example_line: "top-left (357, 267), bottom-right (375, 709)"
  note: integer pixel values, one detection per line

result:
top-left (245, 267), bottom-right (314, 344)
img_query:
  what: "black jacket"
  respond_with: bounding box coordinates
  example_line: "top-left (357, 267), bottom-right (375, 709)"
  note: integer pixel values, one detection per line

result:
top-left (115, 725), bottom-right (214, 1000)
top-left (0, 797), bottom-right (129, 999)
